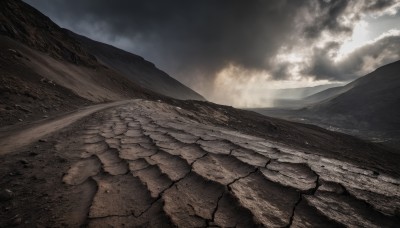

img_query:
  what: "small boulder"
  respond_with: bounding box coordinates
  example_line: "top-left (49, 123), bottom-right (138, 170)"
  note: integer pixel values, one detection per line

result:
top-left (19, 159), bottom-right (29, 165)
top-left (29, 151), bottom-right (38, 156)
top-left (0, 189), bottom-right (14, 201)
top-left (10, 215), bottom-right (22, 226)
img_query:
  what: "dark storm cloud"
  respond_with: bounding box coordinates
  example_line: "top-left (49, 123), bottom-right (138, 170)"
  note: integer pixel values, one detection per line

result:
top-left (364, 0), bottom-right (398, 12)
top-left (302, 0), bottom-right (400, 40)
top-left (24, 0), bottom-right (400, 88)
top-left (304, 0), bottom-right (352, 39)
top-left (297, 0), bottom-right (400, 81)
top-left (24, 0), bottom-right (308, 84)
top-left (305, 33), bottom-right (400, 80)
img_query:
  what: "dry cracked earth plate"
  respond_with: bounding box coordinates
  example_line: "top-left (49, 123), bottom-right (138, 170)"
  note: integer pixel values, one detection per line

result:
top-left (0, 99), bottom-right (399, 227)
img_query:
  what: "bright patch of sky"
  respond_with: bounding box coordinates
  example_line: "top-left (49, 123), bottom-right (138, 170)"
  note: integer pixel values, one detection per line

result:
top-left (337, 11), bottom-right (400, 60)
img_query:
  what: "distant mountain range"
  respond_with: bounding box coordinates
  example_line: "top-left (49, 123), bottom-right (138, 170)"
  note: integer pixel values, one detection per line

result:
top-left (271, 83), bottom-right (344, 100)
top-left (254, 60), bottom-right (400, 150)
top-left (305, 60), bottom-right (400, 131)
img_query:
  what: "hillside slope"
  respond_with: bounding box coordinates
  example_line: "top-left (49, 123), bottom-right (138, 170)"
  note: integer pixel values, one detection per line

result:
top-left (306, 60), bottom-right (400, 131)
top-left (0, 0), bottom-right (203, 126)
top-left (303, 85), bottom-right (349, 104)
top-left (253, 60), bottom-right (400, 149)
top-left (69, 31), bottom-right (204, 101)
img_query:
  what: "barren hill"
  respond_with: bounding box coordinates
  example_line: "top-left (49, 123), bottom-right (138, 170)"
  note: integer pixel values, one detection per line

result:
top-left (69, 31), bottom-right (204, 101)
top-left (0, 0), bottom-right (203, 126)
top-left (255, 60), bottom-right (400, 149)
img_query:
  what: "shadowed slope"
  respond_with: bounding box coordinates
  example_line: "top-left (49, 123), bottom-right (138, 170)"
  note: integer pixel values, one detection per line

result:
top-left (306, 60), bottom-right (400, 132)
top-left (69, 31), bottom-right (205, 101)
top-left (0, 0), bottom-right (203, 127)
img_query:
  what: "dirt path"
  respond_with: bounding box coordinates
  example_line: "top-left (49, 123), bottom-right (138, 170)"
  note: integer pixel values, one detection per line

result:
top-left (0, 100), bottom-right (132, 155)
top-left (0, 99), bottom-right (399, 227)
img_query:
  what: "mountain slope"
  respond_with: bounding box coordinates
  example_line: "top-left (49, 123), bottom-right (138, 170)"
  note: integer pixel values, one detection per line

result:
top-left (0, 0), bottom-right (203, 126)
top-left (268, 83), bottom-right (344, 109)
top-left (273, 83), bottom-right (343, 100)
top-left (69, 31), bottom-right (205, 101)
top-left (0, 0), bottom-right (96, 66)
top-left (252, 60), bottom-right (400, 149)
top-left (303, 85), bottom-right (349, 104)
top-left (306, 60), bottom-right (400, 131)
top-left (0, 33), bottom-right (154, 126)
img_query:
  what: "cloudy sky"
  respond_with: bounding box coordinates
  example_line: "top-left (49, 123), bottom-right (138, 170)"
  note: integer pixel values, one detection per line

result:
top-left (25, 0), bottom-right (400, 107)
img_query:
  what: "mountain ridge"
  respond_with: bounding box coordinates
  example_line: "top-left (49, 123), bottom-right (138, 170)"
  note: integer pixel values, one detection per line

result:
top-left (254, 60), bottom-right (400, 149)
top-left (0, 0), bottom-right (203, 101)
top-left (305, 60), bottom-right (400, 131)
top-left (68, 30), bottom-right (205, 101)
top-left (0, 0), bottom-right (204, 126)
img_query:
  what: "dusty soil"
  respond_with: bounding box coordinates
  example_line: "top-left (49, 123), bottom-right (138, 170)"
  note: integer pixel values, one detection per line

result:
top-left (0, 100), bottom-right (132, 154)
top-left (1, 99), bottom-right (399, 227)
top-left (0, 46), bottom-right (92, 127)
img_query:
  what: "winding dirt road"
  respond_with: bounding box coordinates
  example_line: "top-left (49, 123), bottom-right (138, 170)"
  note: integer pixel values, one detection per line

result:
top-left (0, 99), bottom-right (399, 227)
top-left (0, 100), bottom-right (132, 155)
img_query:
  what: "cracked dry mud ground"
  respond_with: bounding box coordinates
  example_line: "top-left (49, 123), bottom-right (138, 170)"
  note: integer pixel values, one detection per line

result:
top-left (1, 99), bottom-right (400, 227)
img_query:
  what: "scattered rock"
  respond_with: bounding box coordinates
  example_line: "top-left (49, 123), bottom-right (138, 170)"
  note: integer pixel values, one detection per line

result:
top-left (57, 157), bottom-right (67, 163)
top-left (8, 49), bottom-right (23, 58)
top-left (23, 164), bottom-right (33, 169)
top-left (29, 151), bottom-right (38, 156)
top-left (9, 170), bottom-right (22, 176)
top-left (10, 215), bottom-right (22, 226)
top-left (19, 159), bottom-right (29, 165)
top-left (0, 189), bottom-right (14, 201)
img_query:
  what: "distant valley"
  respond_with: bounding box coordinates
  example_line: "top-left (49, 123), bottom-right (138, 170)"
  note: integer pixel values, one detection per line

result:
top-left (252, 60), bottom-right (400, 151)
